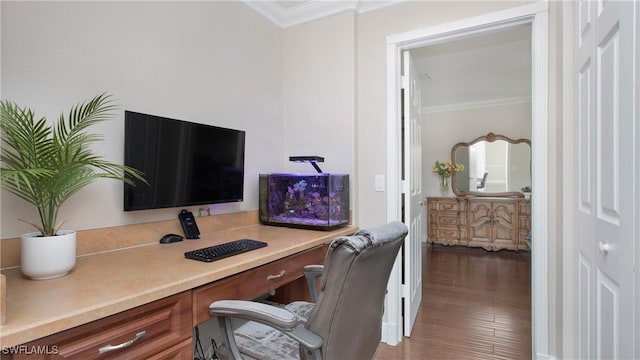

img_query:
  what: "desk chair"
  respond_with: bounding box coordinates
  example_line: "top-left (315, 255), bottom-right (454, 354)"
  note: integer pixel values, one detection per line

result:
top-left (209, 221), bottom-right (408, 360)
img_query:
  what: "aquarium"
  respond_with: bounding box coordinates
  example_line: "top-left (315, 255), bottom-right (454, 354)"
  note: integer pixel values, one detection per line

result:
top-left (259, 173), bottom-right (350, 230)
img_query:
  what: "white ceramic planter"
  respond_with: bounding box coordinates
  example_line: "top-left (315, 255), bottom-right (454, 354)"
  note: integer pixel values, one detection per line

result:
top-left (21, 230), bottom-right (76, 280)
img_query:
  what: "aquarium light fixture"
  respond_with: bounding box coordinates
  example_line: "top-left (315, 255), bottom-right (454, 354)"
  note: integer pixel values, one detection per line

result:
top-left (289, 156), bottom-right (324, 173)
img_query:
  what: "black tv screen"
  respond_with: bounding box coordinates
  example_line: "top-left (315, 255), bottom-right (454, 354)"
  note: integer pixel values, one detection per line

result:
top-left (123, 111), bottom-right (245, 211)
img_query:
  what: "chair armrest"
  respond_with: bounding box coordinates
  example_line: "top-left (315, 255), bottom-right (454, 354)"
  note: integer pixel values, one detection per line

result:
top-left (304, 265), bottom-right (324, 302)
top-left (210, 300), bottom-right (323, 351)
top-left (210, 300), bottom-right (297, 329)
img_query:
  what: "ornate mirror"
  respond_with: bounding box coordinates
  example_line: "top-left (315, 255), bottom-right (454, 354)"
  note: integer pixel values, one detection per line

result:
top-left (451, 132), bottom-right (531, 197)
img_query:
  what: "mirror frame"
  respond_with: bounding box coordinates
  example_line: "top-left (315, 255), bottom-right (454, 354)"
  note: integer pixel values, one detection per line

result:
top-left (451, 132), bottom-right (531, 197)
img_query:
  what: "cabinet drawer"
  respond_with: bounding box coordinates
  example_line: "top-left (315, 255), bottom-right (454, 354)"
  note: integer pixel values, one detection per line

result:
top-left (146, 338), bottom-right (192, 360)
top-left (436, 201), bottom-right (460, 212)
top-left (518, 201), bottom-right (531, 215)
top-left (15, 292), bottom-right (192, 360)
top-left (438, 216), bottom-right (460, 226)
top-left (192, 245), bottom-right (327, 325)
top-left (437, 228), bottom-right (460, 241)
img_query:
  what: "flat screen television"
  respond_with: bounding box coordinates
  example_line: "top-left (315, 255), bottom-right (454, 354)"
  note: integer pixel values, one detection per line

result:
top-left (123, 111), bottom-right (245, 211)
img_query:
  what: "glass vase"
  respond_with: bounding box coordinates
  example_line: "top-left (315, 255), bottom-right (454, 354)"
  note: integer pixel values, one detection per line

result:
top-left (440, 176), bottom-right (449, 194)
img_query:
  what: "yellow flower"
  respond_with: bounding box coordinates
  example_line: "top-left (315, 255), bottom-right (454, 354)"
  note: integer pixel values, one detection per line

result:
top-left (433, 160), bottom-right (464, 177)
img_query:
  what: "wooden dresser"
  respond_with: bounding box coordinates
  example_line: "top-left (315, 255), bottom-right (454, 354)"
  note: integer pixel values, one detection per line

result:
top-left (427, 197), bottom-right (530, 251)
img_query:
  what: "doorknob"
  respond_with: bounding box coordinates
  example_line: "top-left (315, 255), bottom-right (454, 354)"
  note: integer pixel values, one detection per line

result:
top-left (419, 200), bottom-right (425, 206)
top-left (598, 242), bottom-right (612, 254)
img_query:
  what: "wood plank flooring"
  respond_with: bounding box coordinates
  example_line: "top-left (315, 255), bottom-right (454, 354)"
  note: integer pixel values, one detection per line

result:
top-left (375, 244), bottom-right (531, 360)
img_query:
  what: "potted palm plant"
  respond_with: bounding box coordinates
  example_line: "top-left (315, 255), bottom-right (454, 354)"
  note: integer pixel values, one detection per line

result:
top-left (0, 94), bottom-right (146, 280)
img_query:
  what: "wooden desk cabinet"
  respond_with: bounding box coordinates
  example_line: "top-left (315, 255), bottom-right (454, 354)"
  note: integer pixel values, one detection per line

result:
top-left (10, 245), bottom-right (328, 360)
top-left (192, 244), bottom-right (327, 325)
top-left (427, 197), bottom-right (530, 251)
top-left (12, 291), bottom-right (193, 360)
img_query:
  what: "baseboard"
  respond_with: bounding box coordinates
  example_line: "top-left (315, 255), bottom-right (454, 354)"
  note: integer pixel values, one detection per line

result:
top-left (380, 320), bottom-right (401, 346)
top-left (536, 353), bottom-right (557, 360)
top-left (380, 322), bottom-right (388, 343)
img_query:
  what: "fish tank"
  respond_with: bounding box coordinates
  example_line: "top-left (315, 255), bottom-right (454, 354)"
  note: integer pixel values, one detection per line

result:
top-left (259, 173), bottom-right (350, 230)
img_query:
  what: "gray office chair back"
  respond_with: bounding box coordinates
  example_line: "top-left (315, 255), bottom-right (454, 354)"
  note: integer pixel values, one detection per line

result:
top-left (209, 222), bottom-right (408, 360)
top-left (301, 221), bottom-right (407, 360)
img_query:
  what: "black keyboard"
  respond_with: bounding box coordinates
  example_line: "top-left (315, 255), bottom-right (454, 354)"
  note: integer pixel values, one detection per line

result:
top-left (184, 239), bottom-right (268, 262)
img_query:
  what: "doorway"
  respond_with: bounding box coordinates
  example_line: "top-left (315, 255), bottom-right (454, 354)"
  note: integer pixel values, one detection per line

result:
top-left (411, 24), bottom-right (533, 211)
top-left (383, 2), bottom-right (549, 357)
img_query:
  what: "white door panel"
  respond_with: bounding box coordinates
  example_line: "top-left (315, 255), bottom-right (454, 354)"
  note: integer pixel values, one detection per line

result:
top-left (574, 1), bottom-right (637, 358)
top-left (402, 51), bottom-right (423, 336)
top-left (577, 254), bottom-right (592, 358)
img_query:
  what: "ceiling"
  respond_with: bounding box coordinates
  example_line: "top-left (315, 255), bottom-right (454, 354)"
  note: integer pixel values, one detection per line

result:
top-left (244, 1), bottom-right (532, 112)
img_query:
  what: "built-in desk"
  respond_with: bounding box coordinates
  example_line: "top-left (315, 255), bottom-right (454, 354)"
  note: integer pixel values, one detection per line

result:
top-left (0, 224), bottom-right (357, 358)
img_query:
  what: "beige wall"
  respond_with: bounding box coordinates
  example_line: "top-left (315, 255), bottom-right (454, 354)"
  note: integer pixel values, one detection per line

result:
top-left (2, 2), bottom-right (566, 355)
top-left (355, 1), bottom-right (531, 229)
top-left (0, 1), bottom-right (284, 238)
top-left (354, 2), bottom-right (562, 357)
top-left (421, 102), bottom-right (532, 198)
top-left (282, 11), bottom-right (356, 179)
top-left (0, 0), bottom-right (541, 235)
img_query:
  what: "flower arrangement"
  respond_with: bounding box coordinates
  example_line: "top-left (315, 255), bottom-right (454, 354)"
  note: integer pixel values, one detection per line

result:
top-left (433, 160), bottom-right (464, 193)
top-left (432, 160), bottom-right (464, 178)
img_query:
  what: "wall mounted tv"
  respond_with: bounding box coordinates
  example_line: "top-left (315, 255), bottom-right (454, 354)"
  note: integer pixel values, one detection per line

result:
top-left (123, 111), bottom-right (245, 211)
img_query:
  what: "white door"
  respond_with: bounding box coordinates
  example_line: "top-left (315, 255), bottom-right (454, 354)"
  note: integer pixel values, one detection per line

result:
top-left (402, 50), bottom-right (423, 336)
top-left (575, 0), bottom-right (637, 358)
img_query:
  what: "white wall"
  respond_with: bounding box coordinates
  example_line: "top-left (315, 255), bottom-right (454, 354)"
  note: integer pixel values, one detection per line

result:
top-left (0, 1), bottom-right (284, 238)
top-left (421, 102), bottom-right (532, 198)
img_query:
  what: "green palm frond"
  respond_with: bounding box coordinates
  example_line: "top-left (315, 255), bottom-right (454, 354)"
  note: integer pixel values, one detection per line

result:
top-left (0, 94), bottom-right (147, 236)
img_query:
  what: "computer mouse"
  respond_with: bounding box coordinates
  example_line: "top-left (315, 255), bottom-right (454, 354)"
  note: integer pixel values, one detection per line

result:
top-left (159, 233), bottom-right (184, 244)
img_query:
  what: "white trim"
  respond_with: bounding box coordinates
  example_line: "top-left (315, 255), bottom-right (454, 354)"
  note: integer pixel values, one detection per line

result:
top-left (357, 0), bottom-right (406, 15)
top-left (530, 7), bottom-right (549, 359)
top-left (242, 1), bottom-right (286, 27)
top-left (421, 96), bottom-right (531, 114)
top-left (385, 2), bottom-right (550, 356)
top-left (636, 5), bottom-right (640, 360)
top-left (536, 355), bottom-right (558, 360)
top-left (386, 1), bottom-right (547, 47)
top-left (242, 0), bottom-right (406, 28)
top-left (560, 3), bottom-right (576, 358)
top-left (381, 40), bottom-right (403, 345)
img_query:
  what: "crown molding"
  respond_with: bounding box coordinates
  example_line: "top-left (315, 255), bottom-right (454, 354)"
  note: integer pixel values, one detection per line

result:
top-left (421, 96), bottom-right (531, 114)
top-left (243, 0), bottom-right (405, 28)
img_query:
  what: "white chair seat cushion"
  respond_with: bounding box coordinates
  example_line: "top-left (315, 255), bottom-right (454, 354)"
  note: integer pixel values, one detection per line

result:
top-left (234, 301), bottom-right (315, 360)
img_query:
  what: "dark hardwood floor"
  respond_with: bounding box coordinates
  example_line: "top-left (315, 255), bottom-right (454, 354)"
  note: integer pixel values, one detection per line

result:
top-left (375, 243), bottom-right (531, 360)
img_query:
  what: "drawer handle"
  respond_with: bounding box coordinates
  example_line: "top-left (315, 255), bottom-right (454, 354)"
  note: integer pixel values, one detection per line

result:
top-left (267, 270), bottom-right (286, 280)
top-left (99, 331), bottom-right (147, 355)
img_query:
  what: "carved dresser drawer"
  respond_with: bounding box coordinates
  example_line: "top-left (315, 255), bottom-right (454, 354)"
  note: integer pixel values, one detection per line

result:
top-left (427, 197), bottom-right (466, 246)
top-left (427, 196), bottom-right (530, 251)
top-left (517, 199), bottom-right (532, 250)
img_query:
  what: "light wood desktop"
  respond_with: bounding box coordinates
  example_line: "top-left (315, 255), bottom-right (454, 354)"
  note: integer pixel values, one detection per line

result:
top-left (0, 224), bottom-right (357, 359)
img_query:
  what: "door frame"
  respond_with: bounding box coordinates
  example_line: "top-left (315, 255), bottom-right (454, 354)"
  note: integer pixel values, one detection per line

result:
top-left (384, 1), bottom-right (550, 358)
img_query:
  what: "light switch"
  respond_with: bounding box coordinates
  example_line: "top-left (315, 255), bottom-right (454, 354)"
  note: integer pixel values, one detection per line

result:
top-left (375, 175), bottom-right (385, 192)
